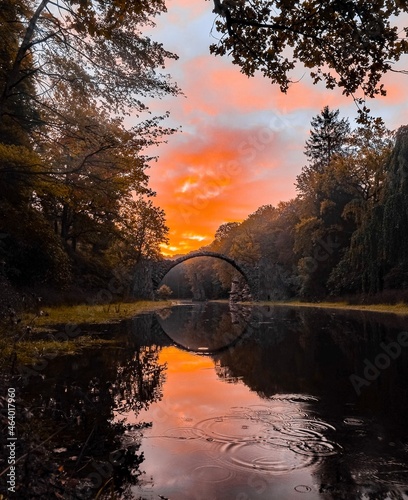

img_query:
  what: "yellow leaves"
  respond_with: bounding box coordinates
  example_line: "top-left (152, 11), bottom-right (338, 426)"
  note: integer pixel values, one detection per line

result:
top-left (320, 199), bottom-right (336, 215)
top-left (294, 216), bottom-right (322, 255)
top-left (0, 143), bottom-right (41, 170)
top-left (342, 199), bottom-right (365, 225)
top-left (295, 216), bottom-right (320, 233)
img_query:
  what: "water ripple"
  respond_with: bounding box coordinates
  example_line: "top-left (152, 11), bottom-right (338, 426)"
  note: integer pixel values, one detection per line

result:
top-left (162, 426), bottom-right (206, 440)
top-left (191, 403), bottom-right (340, 474)
top-left (343, 417), bottom-right (366, 427)
top-left (190, 464), bottom-right (234, 483)
top-left (225, 441), bottom-right (316, 473)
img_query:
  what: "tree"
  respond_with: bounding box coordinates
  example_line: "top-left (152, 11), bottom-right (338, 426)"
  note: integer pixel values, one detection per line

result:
top-left (0, 0), bottom-right (176, 289)
top-left (214, 222), bottom-right (240, 243)
top-left (36, 89), bottom-right (164, 249)
top-left (294, 117), bottom-right (394, 296)
top-left (0, 0), bottom-right (179, 128)
top-left (156, 284), bottom-right (173, 300)
top-left (181, 257), bottom-right (231, 300)
top-left (0, 0), bottom-right (41, 142)
top-left (210, 0), bottom-right (408, 113)
top-left (305, 107), bottom-right (350, 172)
top-left (333, 119), bottom-right (394, 210)
top-left (114, 197), bottom-right (170, 266)
top-left (293, 108), bottom-right (353, 296)
top-left (296, 107), bottom-right (350, 201)
top-left (209, 204), bottom-right (300, 299)
top-left (0, 11), bottom-right (73, 288)
top-left (346, 126), bottom-right (408, 293)
top-left (0, 0), bottom-right (178, 200)
top-left (0, 0), bottom-right (44, 205)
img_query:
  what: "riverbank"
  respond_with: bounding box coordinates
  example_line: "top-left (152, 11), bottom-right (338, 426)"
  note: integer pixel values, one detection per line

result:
top-left (258, 300), bottom-right (408, 316)
top-left (29, 299), bottom-right (174, 327)
top-left (169, 298), bottom-right (408, 316)
top-left (0, 300), bottom-right (173, 365)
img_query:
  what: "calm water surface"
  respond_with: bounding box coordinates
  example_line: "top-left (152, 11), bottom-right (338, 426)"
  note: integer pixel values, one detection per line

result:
top-left (20, 302), bottom-right (408, 499)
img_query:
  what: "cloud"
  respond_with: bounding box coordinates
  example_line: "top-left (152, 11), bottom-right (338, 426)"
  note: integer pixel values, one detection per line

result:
top-left (149, 123), bottom-right (299, 254)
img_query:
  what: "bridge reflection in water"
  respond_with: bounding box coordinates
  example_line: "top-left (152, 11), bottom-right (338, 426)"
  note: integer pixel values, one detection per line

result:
top-left (155, 301), bottom-right (253, 354)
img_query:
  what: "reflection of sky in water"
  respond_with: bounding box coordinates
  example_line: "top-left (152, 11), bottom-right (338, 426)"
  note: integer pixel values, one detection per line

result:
top-left (125, 347), bottom-right (336, 499)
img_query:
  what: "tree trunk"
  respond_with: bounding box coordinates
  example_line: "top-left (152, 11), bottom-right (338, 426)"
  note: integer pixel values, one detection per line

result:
top-left (0, 0), bottom-right (49, 119)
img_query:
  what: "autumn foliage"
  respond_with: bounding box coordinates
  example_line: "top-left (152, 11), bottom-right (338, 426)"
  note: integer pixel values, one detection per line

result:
top-left (0, 0), bottom-right (175, 295)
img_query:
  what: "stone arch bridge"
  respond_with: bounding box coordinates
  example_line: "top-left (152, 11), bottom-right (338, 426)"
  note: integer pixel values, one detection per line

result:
top-left (133, 251), bottom-right (260, 300)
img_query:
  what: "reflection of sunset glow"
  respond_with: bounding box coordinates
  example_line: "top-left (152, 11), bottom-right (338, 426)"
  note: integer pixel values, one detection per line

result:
top-left (158, 346), bottom-right (213, 373)
top-left (147, 1), bottom-right (408, 257)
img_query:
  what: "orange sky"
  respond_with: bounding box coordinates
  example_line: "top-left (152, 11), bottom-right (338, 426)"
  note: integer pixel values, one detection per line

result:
top-left (144, 1), bottom-right (408, 256)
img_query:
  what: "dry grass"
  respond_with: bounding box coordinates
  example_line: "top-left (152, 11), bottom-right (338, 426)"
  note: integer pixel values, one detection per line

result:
top-left (259, 300), bottom-right (408, 316)
top-left (25, 300), bottom-right (173, 327)
top-left (0, 300), bottom-right (172, 366)
top-left (0, 337), bottom-right (117, 365)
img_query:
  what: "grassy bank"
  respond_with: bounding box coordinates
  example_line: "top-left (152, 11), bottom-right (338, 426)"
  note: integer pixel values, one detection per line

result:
top-left (0, 300), bottom-right (173, 366)
top-left (26, 299), bottom-right (173, 327)
top-left (0, 336), bottom-right (118, 365)
top-left (258, 300), bottom-right (408, 316)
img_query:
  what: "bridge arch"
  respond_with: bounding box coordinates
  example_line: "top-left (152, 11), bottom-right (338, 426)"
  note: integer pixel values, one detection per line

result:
top-left (133, 251), bottom-right (259, 300)
top-left (153, 251), bottom-right (250, 288)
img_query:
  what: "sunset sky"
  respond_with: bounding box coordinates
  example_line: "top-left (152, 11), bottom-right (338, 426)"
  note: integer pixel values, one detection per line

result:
top-left (144, 0), bottom-right (408, 256)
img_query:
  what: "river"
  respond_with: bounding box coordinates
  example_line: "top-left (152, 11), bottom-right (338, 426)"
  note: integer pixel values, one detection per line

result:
top-left (16, 302), bottom-right (408, 499)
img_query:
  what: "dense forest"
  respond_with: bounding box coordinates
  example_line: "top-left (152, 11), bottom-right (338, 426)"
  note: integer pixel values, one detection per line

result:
top-left (0, 0), bottom-right (175, 308)
top-left (164, 109), bottom-right (408, 302)
top-left (1, 0), bottom-right (408, 307)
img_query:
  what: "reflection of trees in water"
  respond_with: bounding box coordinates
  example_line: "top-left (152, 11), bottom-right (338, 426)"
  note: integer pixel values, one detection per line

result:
top-left (5, 306), bottom-right (408, 498)
top-left (213, 306), bottom-right (408, 500)
top-left (4, 327), bottom-right (166, 498)
top-left (113, 344), bottom-right (165, 416)
top-left (156, 307), bottom-right (172, 321)
top-left (212, 307), bottom-right (408, 404)
top-left (229, 302), bottom-right (252, 326)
